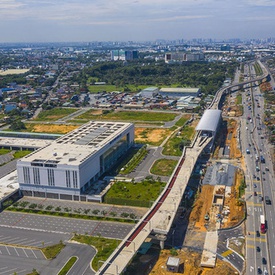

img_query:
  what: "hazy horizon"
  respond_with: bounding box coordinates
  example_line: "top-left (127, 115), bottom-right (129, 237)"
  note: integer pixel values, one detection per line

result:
top-left (0, 0), bottom-right (275, 43)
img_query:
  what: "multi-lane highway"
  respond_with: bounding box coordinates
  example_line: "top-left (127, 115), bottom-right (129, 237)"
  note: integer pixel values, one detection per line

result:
top-left (241, 62), bottom-right (274, 275)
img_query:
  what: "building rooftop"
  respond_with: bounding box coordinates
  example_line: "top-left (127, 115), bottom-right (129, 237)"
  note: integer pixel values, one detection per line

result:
top-left (18, 121), bottom-right (133, 166)
top-left (159, 88), bottom-right (200, 93)
top-left (196, 109), bottom-right (222, 133)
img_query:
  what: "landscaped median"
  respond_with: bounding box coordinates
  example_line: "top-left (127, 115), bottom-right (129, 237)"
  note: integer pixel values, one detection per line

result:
top-left (6, 201), bottom-right (139, 223)
top-left (57, 256), bottom-right (78, 275)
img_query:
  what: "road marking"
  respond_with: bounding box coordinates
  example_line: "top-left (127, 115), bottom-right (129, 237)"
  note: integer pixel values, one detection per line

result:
top-left (14, 247), bottom-right (20, 256)
top-left (221, 250), bottom-right (233, 257)
top-left (246, 202), bottom-right (262, 206)
top-left (22, 248), bottom-right (29, 258)
top-left (31, 249), bottom-right (37, 259)
top-left (246, 237), bottom-right (266, 242)
top-left (5, 246), bottom-right (10, 255)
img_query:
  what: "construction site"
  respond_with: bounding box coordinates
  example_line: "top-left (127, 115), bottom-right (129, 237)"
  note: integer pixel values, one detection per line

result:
top-left (123, 92), bottom-right (246, 274)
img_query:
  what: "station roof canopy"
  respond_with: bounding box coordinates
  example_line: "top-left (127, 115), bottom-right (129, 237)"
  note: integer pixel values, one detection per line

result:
top-left (196, 109), bottom-right (222, 133)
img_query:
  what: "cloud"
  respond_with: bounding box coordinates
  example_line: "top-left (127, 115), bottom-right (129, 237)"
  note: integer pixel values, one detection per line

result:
top-left (245, 0), bottom-right (275, 6)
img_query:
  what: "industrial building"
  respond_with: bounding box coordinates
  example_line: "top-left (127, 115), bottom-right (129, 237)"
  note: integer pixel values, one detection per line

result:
top-left (17, 121), bottom-right (134, 201)
top-left (159, 88), bottom-right (201, 99)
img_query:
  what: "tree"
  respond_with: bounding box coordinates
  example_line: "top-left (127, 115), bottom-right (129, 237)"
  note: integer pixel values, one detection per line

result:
top-left (9, 121), bottom-right (26, 131)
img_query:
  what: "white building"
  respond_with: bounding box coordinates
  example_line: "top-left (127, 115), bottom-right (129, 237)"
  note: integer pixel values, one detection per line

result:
top-left (17, 121), bottom-right (134, 201)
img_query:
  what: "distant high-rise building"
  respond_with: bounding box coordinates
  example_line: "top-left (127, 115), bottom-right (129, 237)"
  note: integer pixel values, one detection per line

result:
top-left (220, 44), bottom-right (231, 51)
top-left (111, 50), bottom-right (138, 61)
top-left (165, 52), bottom-right (204, 63)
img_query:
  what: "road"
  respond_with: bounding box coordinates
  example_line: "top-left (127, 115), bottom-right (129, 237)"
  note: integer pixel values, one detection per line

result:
top-left (0, 210), bottom-right (134, 274)
top-left (0, 211), bottom-right (133, 240)
top-left (241, 62), bottom-right (271, 275)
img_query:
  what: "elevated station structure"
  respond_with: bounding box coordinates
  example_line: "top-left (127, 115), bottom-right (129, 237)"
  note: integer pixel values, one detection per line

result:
top-left (97, 135), bottom-right (212, 275)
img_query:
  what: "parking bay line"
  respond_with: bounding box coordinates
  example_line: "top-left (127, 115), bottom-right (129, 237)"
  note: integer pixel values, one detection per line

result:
top-left (5, 246), bottom-right (11, 255)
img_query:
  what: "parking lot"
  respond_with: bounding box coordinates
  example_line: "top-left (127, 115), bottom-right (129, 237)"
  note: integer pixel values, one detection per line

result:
top-left (0, 211), bottom-right (134, 240)
top-left (0, 244), bottom-right (44, 259)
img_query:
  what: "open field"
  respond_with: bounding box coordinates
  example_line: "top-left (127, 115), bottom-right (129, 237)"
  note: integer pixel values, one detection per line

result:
top-left (76, 110), bottom-right (177, 122)
top-left (88, 84), bottom-right (149, 93)
top-left (135, 128), bottom-right (172, 146)
top-left (0, 69), bottom-right (30, 75)
top-left (33, 107), bottom-right (78, 121)
top-left (150, 159), bottom-right (178, 176)
top-left (25, 123), bottom-right (79, 134)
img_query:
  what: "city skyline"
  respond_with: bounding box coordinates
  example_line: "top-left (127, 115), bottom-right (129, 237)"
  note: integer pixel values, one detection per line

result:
top-left (0, 0), bottom-right (275, 43)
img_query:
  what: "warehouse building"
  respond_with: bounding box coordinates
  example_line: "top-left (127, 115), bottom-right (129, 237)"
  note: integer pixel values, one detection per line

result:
top-left (17, 121), bottom-right (134, 201)
top-left (159, 88), bottom-right (201, 99)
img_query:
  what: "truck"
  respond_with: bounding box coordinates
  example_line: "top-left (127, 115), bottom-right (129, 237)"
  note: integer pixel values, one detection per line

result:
top-left (260, 215), bottom-right (266, 233)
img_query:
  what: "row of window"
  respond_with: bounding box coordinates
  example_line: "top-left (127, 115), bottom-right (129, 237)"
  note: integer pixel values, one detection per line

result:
top-left (22, 167), bottom-right (78, 188)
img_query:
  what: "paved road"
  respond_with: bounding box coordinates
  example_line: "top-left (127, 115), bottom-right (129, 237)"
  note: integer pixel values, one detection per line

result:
top-left (242, 63), bottom-right (270, 275)
top-left (0, 211), bottom-right (134, 239)
top-left (0, 159), bottom-right (17, 178)
top-left (0, 241), bottom-right (96, 275)
top-left (217, 226), bottom-right (245, 273)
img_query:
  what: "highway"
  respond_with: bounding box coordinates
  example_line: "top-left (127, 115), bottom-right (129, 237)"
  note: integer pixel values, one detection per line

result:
top-left (241, 61), bottom-right (273, 275)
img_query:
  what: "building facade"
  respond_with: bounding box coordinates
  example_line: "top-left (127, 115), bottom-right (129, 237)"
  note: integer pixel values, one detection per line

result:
top-left (111, 50), bottom-right (138, 61)
top-left (17, 121), bottom-right (134, 200)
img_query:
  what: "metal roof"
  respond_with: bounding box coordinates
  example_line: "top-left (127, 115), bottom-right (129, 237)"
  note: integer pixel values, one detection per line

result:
top-left (196, 109), bottom-right (222, 132)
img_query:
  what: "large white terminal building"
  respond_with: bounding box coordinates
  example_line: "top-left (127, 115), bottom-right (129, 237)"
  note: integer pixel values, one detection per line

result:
top-left (17, 121), bottom-right (134, 201)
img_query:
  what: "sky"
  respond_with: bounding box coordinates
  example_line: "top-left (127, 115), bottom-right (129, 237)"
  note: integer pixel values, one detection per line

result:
top-left (0, 0), bottom-right (275, 42)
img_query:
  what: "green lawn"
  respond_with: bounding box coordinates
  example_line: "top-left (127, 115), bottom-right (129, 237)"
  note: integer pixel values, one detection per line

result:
top-left (72, 234), bottom-right (120, 271)
top-left (175, 115), bottom-right (191, 127)
top-left (0, 148), bottom-right (11, 155)
top-left (236, 94), bottom-right (242, 105)
top-left (150, 159), bottom-right (178, 176)
top-left (88, 84), bottom-right (150, 93)
top-left (42, 242), bottom-right (65, 259)
top-left (13, 150), bottom-right (31, 159)
top-left (163, 125), bottom-right (195, 156)
top-left (34, 107), bottom-right (78, 121)
top-left (76, 110), bottom-right (177, 122)
top-left (104, 179), bottom-right (166, 207)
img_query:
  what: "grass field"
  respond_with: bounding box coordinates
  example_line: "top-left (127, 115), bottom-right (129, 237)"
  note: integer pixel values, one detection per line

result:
top-left (88, 84), bottom-right (150, 93)
top-left (72, 234), bottom-right (120, 271)
top-left (163, 125), bottom-right (195, 156)
top-left (175, 115), bottom-right (191, 127)
top-left (42, 242), bottom-right (65, 259)
top-left (76, 110), bottom-right (177, 122)
top-left (150, 159), bottom-right (178, 176)
top-left (104, 179), bottom-right (166, 206)
top-left (33, 107), bottom-right (78, 121)
top-left (135, 128), bottom-right (172, 146)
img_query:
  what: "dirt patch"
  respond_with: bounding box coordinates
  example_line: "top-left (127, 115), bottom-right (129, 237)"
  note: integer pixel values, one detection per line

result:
top-left (135, 128), bottom-right (172, 145)
top-left (149, 248), bottom-right (237, 275)
top-left (31, 124), bottom-right (79, 134)
top-left (223, 170), bottom-right (245, 228)
top-left (189, 185), bottom-right (214, 231)
top-left (226, 119), bottom-right (242, 159)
